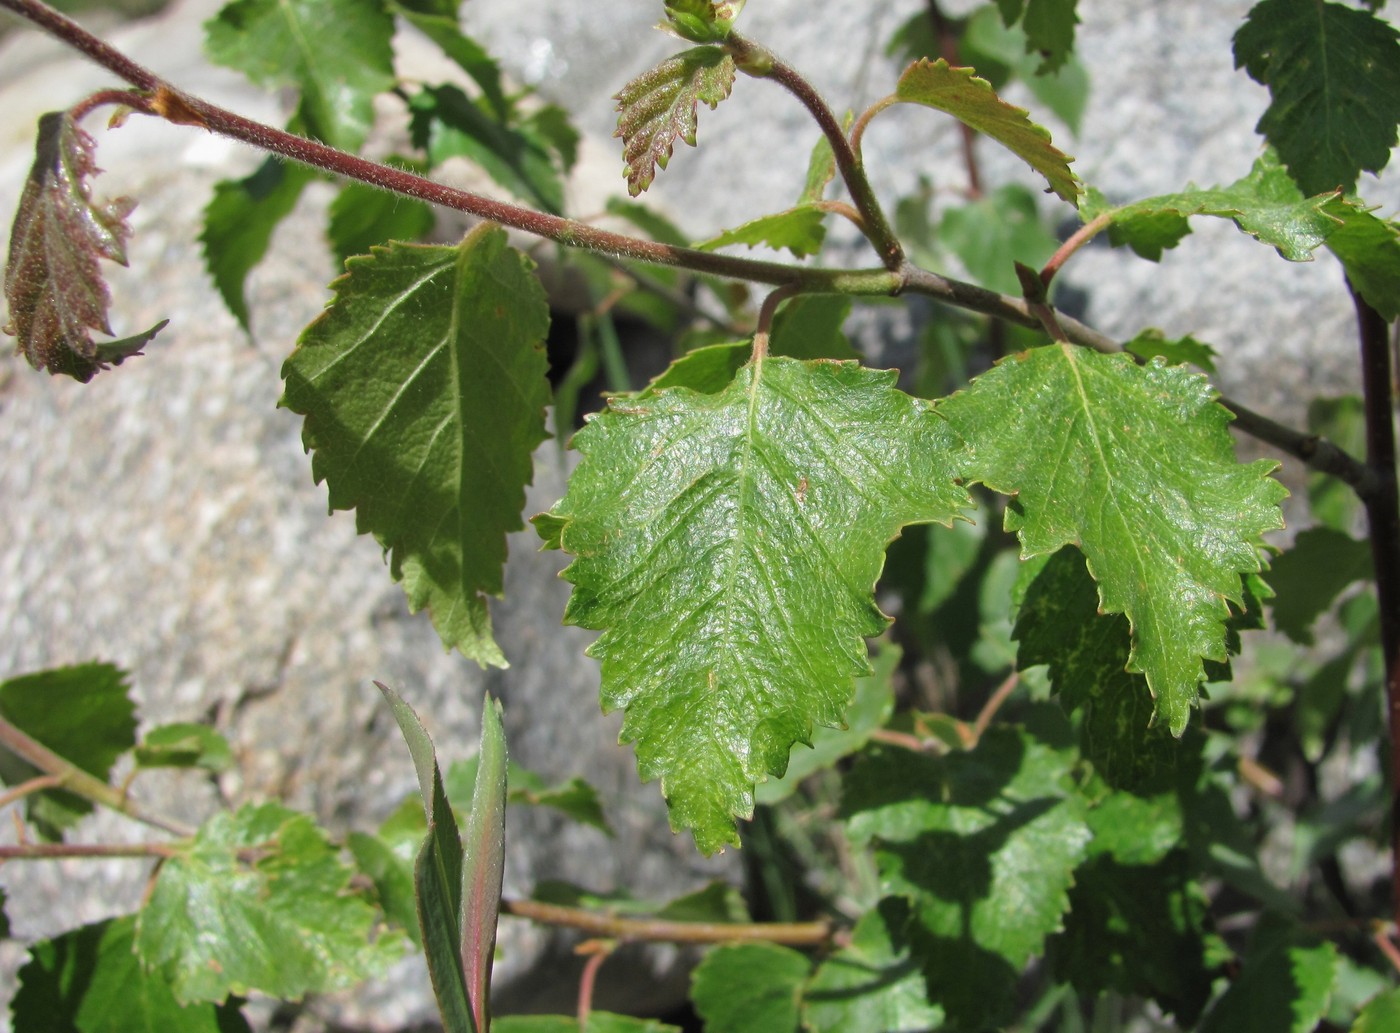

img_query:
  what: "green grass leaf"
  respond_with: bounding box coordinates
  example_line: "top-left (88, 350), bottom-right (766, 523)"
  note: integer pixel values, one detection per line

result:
top-left (135, 803), bottom-right (399, 1005)
top-left (204, 0), bottom-right (395, 151)
top-left (536, 359), bottom-right (968, 852)
top-left (14, 917), bottom-right (252, 1033)
top-left (802, 901), bottom-right (944, 1033)
top-left (1080, 153), bottom-right (1355, 262)
top-left (942, 346), bottom-right (1286, 734)
top-left (388, 1), bottom-right (510, 117)
top-left (691, 943), bottom-right (811, 1033)
top-left (614, 47), bottom-right (736, 196)
top-left (201, 158), bottom-right (314, 332)
top-left (1234, 0), bottom-right (1400, 195)
top-left (842, 710), bottom-right (1091, 1030)
top-left (281, 226), bottom-right (551, 667)
top-left (0, 663), bottom-right (137, 840)
top-left (895, 58), bottom-right (1079, 202)
top-left (694, 204), bottom-right (828, 258)
top-left (3, 112), bottom-right (164, 380)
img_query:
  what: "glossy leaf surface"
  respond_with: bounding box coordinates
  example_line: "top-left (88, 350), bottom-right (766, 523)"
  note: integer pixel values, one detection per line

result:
top-left (942, 346), bottom-right (1285, 733)
top-left (282, 226), bottom-right (551, 667)
top-left (538, 358), bottom-right (968, 851)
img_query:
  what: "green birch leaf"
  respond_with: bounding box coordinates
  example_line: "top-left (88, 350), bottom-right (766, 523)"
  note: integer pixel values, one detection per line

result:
top-left (447, 758), bottom-right (612, 835)
top-left (1200, 915), bottom-right (1339, 1033)
top-left (757, 643), bottom-right (899, 805)
top-left (799, 132), bottom-right (839, 204)
top-left (802, 901), bottom-right (944, 1033)
top-left (939, 183), bottom-right (1059, 294)
top-left (496, 1015), bottom-right (679, 1033)
top-left (997, 0), bottom-right (1080, 74)
top-left (328, 168), bottom-right (436, 265)
top-left (1324, 207), bottom-right (1400, 321)
top-left (536, 359), bottom-right (968, 852)
top-left (961, 6), bottom-right (1089, 132)
top-left (14, 917), bottom-right (252, 1033)
top-left (202, 158), bottom-right (315, 332)
top-left (133, 723), bottom-right (233, 772)
top-left (1080, 153), bottom-right (1355, 262)
top-left (614, 47), bottom-right (737, 195)
top-left (1124, 328), bottom-right (1218, 373)
top-left (3, 112), bottom-right (164, 381)
top-left (691, 943), bottom-right (810, 1033)
top-left (1234, 0), bottom-right (1400, 195)
top-left (204, 0), bottom-right (395, 151)
top-left (841, 710), bottom-right (1091, 1030)
top-left (388, 0), bottom-right (510, 117)
top-left (942, 346), bottom-right (1286, 734)
top-left (694, 204), bottom-right (828, 258)
top-left (0, 663), bottom-right (137, 840)
top-left (281, 225), bottom-right (551, 667)
top-left (1266, 527), bottom-right (1373, 645)
top-left (135, 803), bottom-right (398, 1005)
top-left (895, 58), bottom-right (1079, 202)
top-left (1354, 989), bottom-right (1400, 1032)
top-left (409, 85), bottom-right (569, 214)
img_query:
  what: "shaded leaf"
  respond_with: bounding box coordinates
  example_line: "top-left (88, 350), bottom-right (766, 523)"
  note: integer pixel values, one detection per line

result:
top-left (1266, 527), bottom-right (1373, 645)
top-left (4, 112), bottom-right (164, 381)
top-left (376, 682), bottom-right (471, 1033)
top-left (939, 183), bottom-right (1058, 294)
top-left (1234, 0), bottom-right (1400, 195)
top-left (1353, 988), bottom-right (1400, 1032)
top-left (691, 943), bottom-right (810, 1033)
top-left (996, 0), bottom-right (1080, 74)
top-left (1124, 328), bottom-right (1217, 373)
top-left (201, 158), bottom-right (315, 331)
top-left (1325, 207), bottom-right (1400, 321)
top-left (1306, 395), bottom-right (1367, 533)
top-left (409, 85), bottom-right (570, 214)
top-left (654, 880), bottom-right (750, 923)
top-left (388, 0), bottom-right (509, 116)
top-left (1200, 915), bottom-right (1339, 1033)
top-left (328, 169), bottom-right (436, 266)
top-left (536, 359), bottom-right (968, 852)
top-left (282, 226), bottom-right (551, 667)
top-left (614, 47), bottom-right (736, 196)
top-left (495, 1015), bottom-right (679, 1033)
top-left (842, 711), bottom-right (1091, 1030)
top-left (0, 663), bottom-right (136, 840)
top-left (803, 901), bottom-right (944, 1033)
top-left (941, 345), bottom-right (1286, 734)
top-left (14, 917), bottom-right (251, 1033)
top-left (695, 204), bottom-right (828, 258)
top-left (133, 723), bottom-right (233, 772)
top-left (135, 802), bottom-right (398, 1005)
top-left (204, 0), bottom-right (395, 150)
top-left (895, 58), bottom-right (1079, 202)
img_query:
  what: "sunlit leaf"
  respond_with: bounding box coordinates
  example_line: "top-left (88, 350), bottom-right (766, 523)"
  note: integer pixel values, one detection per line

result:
top-left (691, 943), bottom-right (810, 1033)
top-left (694, 204), bottom-right (828, 258)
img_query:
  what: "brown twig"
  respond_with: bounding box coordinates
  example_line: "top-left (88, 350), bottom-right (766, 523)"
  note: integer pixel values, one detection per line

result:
top-left (0, 841), bottom-right (179, 860)
top-left (501, 897), bottom-right (832, 947)
top-left (0, 774), bottom-right (63, 811)
top-left (971, 672), bottom-right (1020, 745)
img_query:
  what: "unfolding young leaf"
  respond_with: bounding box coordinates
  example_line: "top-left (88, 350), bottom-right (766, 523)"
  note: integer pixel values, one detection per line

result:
top-left (281, 225), bottom-right (552, 667)
top-left (661, 0), bottom-right (747, 44)
top-left (895, 58), bottom-right (1079, 202)
top-left (536, 358), bottom-right (968, 852)
top-left (941, 346), bottom-right (1286, 734)
top-left (1079, 153), bottom-right (1355, 262)
top-left (614, 47), bottom-right (736, 196)
top-left (690, 943), bottom-right (810, 1033)
top-left (135, 802), bottom-right (397, 1005)
top-left (14, 917), bottom-right (252, 1033)
top-left (842, 710), bottom-right (1091, 1030)
top-left (1234, 0), bottom-right (1400, 195)
top-left (4, 113), bottom-right (165, 381)
top-left (204, 0), bottom-right (395, 151)
top-left (695, 204), bottom-right (828, 258)
top-left (0, 663), bottom-right (137, 839)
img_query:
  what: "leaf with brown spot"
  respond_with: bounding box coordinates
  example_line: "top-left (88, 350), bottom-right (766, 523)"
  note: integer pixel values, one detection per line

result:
top-left (3, 112), bottom-right (165, 382)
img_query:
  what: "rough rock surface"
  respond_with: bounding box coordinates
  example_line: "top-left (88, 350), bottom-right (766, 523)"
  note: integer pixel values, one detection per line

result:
top-left (0, 0), bottom-right (1397, 1030)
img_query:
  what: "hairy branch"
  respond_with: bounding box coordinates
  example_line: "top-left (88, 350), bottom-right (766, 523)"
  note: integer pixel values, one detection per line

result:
top-left (501, 897), bottom-right (834, 948)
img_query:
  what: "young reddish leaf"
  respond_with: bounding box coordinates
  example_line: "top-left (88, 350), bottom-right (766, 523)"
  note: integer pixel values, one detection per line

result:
top-left (461, 697), bottom-right (507, 1033)
top-left (895, 59), bottom-right (1080, 203)
top-left (614, 47), bottom-right (736, 196)
top-left (3, 113), bottom-right (165, 382)
top-left (536, 359), bottom-right (968, 852)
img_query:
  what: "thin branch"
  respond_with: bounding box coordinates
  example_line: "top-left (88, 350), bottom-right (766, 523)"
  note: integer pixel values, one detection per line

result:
top-left (752, 283), bottom-right (802, 362)
top-left (729, 33), bottom-right (904, 268)
top-left (0, 841), bottom-right (179, 860)
top-left (972, 672), bottom-right (1020, 744)
top-left (0, 715), bottom-right (194, 837)
top-left (575, 943), bottom-right (612, 1028)
top-left (849, 96), bottom-right (896, 160)
top-left (501, 897), bottom-right (833, 947)
top-left (1041, 211), bottom-right (1113, 289)
top-left (1350, 280), bottom-right (1400, 935)
top-left (0, 774), bottom-right (63, 811)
